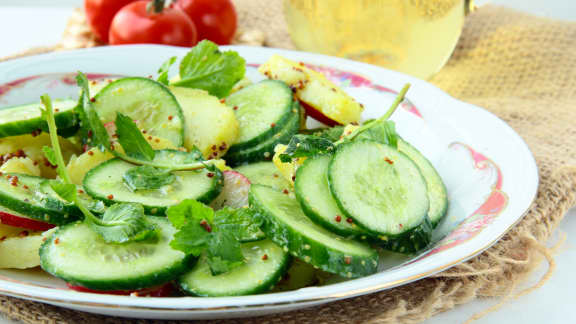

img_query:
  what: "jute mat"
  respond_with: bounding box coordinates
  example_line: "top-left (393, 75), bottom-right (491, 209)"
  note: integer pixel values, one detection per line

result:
top-left (1, 3), bottom-right (576, 323)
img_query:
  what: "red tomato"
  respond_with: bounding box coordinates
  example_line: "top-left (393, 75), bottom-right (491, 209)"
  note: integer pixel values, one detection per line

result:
top-left (84, 0), bottom-right (137, 43)
top-left (109, 1), bottom-right (198, 47)
top-left (175, 0), bottom-right (237, 45)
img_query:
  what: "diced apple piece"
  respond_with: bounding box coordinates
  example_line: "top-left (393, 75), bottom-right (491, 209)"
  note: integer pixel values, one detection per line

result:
top-left (170, 87), bottom-right (239, 159)
top-left (259, 55), bottom-right (364, 126)
top-left (0, 231), bottom-right (49, 269)
top-left (0, 157), bottom-right (41, 176)
top-left (272, 144), bottom-right (306, 186)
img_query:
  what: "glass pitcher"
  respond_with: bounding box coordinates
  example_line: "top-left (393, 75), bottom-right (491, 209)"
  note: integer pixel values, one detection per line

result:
top-left (284, 0), bottom-right (475, 79)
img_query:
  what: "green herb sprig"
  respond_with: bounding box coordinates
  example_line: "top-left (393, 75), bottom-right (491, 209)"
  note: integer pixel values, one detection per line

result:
top-left (41, 94), bottom-right (155, 244)
top-left (279, 83), bottom-right (411, 162)
top-left (167, 200), bottom-right (263, 275)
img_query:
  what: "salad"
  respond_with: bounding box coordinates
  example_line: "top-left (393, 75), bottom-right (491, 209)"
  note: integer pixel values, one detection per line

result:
top-left (0, 40), bottom-right (447, 297)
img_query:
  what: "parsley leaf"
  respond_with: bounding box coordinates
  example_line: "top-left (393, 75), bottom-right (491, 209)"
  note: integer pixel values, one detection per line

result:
top-left (167, 200), bottom-right (214, 255)
top-left (167, 200), bottom-right (248, 274)
top-left (167, 199), bottom-right (214, 229)
top-left (76, 73), bottom-right (111, 151)
top-left (123, 165), bottom-right (175, 191)
top-left (279, 134), bottom-right (335, 163)
top-left (205, 231), bottom-right (244, 276)
top-left (354, 120), bottom-right (399, 148)
top-left (173, 40), bottom-right (246, 98)
top-left (213, 207), bottom-right (264, 242)
top-left (171, 221), bottom-right (213, 256)
top-left (157, 56), bottom-right (177, 85)
top-left (89, 203), bottom-right (156, 243)
top-left (115, 112), bottom-right (155, 161)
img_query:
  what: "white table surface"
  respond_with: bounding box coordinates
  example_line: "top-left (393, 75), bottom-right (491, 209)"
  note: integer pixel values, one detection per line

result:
top-left (0, 1), bottom-right (575, 323)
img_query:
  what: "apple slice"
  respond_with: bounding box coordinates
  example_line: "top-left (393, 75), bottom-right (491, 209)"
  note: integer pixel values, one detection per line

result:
top-left (210, 170), bottom-right (251, 210)
top-left (0, 205), bottom-right (55, 232)
top-left (66, 282), bottom-right (175, 297)
top-left (258, 55), bottom-right (364, 126)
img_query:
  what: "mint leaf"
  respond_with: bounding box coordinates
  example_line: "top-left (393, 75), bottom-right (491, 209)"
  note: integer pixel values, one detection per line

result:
top-left (301, 126), bottom-right (345, 142)
top-left (279, 135), bottom-right (335, 163)
top-left (354, 120), bottom-right (399, 148)
top-left (167, 200), bottom-right (214, 255)
top-left (173, 40), bottom-right (246, 98)
top-left (123, 165), bottom-right (175, 191)
top-left (115, 113), bottom-right (155, 161)
top-left (157, 56), bottom-right (177, 85)
top-left (213, 207), bottom-right (264, 242)
top-left (76, 73), bottom-right (110, 151)
top-left (206, 231), bottom-right (244, 275)
top-left (89, 203), bottom-right (156, 244)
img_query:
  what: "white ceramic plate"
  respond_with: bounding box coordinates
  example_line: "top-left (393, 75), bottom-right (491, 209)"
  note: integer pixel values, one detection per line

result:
top-left (0, 45), bottom-right (538, 320)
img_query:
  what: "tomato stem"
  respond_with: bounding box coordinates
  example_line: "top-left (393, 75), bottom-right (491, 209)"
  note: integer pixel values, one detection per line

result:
top-left (148, 0), bottom-right (167, 14)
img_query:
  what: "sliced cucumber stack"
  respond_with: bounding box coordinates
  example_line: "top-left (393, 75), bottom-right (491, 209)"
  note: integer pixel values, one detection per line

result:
top-left (40, 217), bottom-right (192, 291)
top-left (0, 99), bottom-right (78, 138)
top-left (92, 77), bottom-right (185, 147)
top-left (226, 80), bottom-right (294, 152)
top-left (398, 139), bottom-right (448, 227)
top-left (179, 239), bottom-right (289, 296)
top-left (224, 102), bottom-right (300, 166)
top-left (329, 140), bottom-right (432, 250)
top-left (250, 185), bottom-right (378, 278)
top-left (83, 158), bottom-right (222, 214)
top-left (235, 161), bottom-right (292, 192)
top-left (295, 155), bottom-right (366, 237)
top-left (0, 173), bottom-right (79, 225)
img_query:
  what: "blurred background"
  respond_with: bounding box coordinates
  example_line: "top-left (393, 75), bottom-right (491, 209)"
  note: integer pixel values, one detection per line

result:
top-left (1, 0), bottom-right (576, 60)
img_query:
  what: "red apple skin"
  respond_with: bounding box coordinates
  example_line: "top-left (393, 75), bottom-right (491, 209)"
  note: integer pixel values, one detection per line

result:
top-left (298, 101), bottom-right (340, 127)
top-left (66, 283), bottom-right (175, 297)
top-left (0, 211), bottom-right (55, 232)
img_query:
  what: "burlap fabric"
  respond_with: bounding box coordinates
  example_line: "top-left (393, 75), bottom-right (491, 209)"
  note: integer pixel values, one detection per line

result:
top-left (1, 3), bottom-right (576, 323)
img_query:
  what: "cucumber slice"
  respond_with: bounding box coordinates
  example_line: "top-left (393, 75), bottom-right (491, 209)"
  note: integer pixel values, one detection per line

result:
top-left (0, 100), bottom-right (78, 138)
top-left (224, 102), bottom-right (300, 166)
top-left (398, 139), bottom-right (448, 227)
top-left (329, 140), bottom-right (430, 238)
top-left (235, 162), bottom-right (291, 192)
top-left (40, 217), bottom-right (193, 291)
top-left (295, 155), bottom-right (366, 237)
top-left (0, 173), bottom-right (79, 225)
top-left (226, 80), bottom-right (294, 152)
top-left (83, 159), bottom-right (222, 215)
top-left (178, 239), bottom-right (289, 296)
top-left (249, 185), bottom-right (378, 278)
top-left (93, 77), bottom-right (185, 147)
top-left (384, 216), bottom-right (434, 254)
